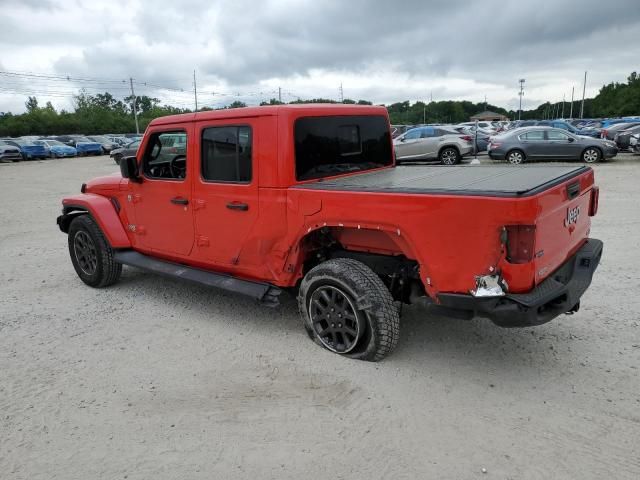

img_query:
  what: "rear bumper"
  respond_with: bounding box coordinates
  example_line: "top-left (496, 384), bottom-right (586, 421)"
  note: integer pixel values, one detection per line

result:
top-left (437, 238), bottom-right (603, 327)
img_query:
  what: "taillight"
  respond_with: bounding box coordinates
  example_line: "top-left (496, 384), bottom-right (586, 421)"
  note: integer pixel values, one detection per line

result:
top-left (490, 142), bottom-right (502, 148)
top-left (589, 186), bottom-right (599, 216)
top-left (505, 225), bottom-right (536, 264)
top-left (601, 130), bottom-right (607, 138)
top-left (460, 135), bottom-right (473, 142)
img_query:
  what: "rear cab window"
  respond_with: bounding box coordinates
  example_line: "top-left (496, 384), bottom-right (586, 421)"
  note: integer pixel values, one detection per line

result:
top-left (295, 115), bottom-right (392, 181)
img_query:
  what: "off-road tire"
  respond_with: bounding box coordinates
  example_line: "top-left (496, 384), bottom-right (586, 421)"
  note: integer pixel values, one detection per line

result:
top-left (298, 258), bottom-right (400, 361)
top-left (68, 215), bottom-right (122, 288)
top-left (439, 147), bottom-right (461, 165)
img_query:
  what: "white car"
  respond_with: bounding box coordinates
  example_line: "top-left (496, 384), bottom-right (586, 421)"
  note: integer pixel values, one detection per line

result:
top-left (393, 126), bottom-right (473, 165)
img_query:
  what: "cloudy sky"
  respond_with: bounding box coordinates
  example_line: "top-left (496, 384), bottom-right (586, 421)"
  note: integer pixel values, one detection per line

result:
top-left (1, 0), bottom-right (639, 113)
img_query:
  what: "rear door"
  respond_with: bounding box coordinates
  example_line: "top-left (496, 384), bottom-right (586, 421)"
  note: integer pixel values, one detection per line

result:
top-left (519, 130), bottom-right (546, 158)
top-left (191, 119), bottom-right (260, 268)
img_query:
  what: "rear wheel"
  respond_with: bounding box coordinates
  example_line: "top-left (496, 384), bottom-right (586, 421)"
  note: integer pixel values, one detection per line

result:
top-left (68, 215), bottom-right (122, 288)
top-left (582, 147), bottom-right (601, 163)
top-left (439, 147), bottom-right (460, 165)
top-left (298, 258), bottom-right (400, 361)
top-left (507, 149), bottom-right (525, 164)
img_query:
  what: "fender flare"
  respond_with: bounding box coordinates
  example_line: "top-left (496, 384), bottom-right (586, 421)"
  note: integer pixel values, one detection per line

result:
top-left (57, 194), bottom-right (131, 248)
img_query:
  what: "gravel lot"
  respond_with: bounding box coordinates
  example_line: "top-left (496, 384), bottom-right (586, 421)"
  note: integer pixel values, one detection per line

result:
top-left (1, 154), bottom-right (639, 479)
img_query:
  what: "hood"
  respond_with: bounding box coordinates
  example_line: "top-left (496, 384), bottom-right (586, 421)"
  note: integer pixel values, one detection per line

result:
top-left (85, 173), bottom-right (125, 194)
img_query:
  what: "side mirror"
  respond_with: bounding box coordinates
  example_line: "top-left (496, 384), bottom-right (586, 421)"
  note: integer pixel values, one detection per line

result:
top-left (120, 155), bottom-right (141, 182)
top-left (399, 137), bottom-right (406, 142)
top-left (568, 137), bottom-right (575, 142)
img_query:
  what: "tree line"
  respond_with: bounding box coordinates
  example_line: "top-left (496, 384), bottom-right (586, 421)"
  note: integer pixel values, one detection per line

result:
top-left (1, 72), bottom-right (638, 136)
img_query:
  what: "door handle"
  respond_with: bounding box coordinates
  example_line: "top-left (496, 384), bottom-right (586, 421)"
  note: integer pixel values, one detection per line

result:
top-left (170, 197), bottom-right (189, 205)
top-left (226, 202), bottom-right (249, 211)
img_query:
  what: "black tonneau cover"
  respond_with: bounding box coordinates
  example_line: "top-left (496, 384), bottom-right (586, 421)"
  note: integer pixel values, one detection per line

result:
top-left (294, 165), bottom-right (589, 197)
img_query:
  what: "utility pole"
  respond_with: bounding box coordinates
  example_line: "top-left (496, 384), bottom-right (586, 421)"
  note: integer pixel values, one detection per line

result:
top-left (278, 87), bottom-right (282, 103)
top-left (580, 71), bottom-right (587, 119)
top-left (339, 82), bottom-right (344, 103)
top-left (129, 77), bottom-right (139, 134)
top-left (518, 78), bottom-right (525, 120)
top-left (570, 86), bottom-right (574, 118)
top-left (423, 100), bottom-right (426, 124)
top-left (193, 70), bottom-right (198, 111)
top-left (561, 94), bottom-right (565, 119)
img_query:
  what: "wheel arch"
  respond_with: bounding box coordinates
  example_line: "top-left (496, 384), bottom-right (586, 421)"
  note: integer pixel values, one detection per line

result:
top-left (506, 148), bottom-right (526, 160)
top-left (286, 223), bottom-right (424, 301)
top-left (438, 144), bottom-right (461, 156)
top-left (58, 194), bottom-right (131, 248)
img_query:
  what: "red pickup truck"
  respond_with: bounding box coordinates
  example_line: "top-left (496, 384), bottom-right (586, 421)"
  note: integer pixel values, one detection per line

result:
top-left (57, 104), bottom-right (603, 361)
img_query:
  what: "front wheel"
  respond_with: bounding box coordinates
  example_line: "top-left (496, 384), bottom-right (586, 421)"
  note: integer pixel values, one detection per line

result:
top-left (582, 148), bottom-right (601, 163)
top-left (68, 215), bottom-right (122, 287)
top-left (439, 147), bottom-right (460, 165)
top-left (298, 258), bottom-right (400, 361)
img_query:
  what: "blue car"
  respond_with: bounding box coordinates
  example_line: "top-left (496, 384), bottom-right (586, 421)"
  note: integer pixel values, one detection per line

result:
top-left (35, 139), bottom-right (77, 158)
top-left (535, 120), bottom-right (601, 138)
top-left (0, 138), bottom-right (49, 160)
top-left (71, 136), bottom-right (103, 156)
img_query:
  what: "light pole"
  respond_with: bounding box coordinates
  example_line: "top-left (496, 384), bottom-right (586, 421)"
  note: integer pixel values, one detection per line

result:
top-left (518, 79), bottom-right (525, 120)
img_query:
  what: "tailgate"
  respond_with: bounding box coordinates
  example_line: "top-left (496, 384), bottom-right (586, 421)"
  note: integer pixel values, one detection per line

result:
top-left (533, 169), bottom-right (596, 285)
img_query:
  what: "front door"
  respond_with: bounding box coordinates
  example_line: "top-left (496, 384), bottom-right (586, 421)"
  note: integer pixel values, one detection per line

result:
top-left (129, 127), bottom-right (195, 257)
top-left (191, 120), bottom-right (260, 269)
top-left (545, 129), bottom-right (582, 159)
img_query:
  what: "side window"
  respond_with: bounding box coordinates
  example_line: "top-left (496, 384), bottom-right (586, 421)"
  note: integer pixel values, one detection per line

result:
top-left (404, 129), bottom-right (421, 140)
top-left (201, 126), bottom-right (252, 183)
top-left (421, 127), bottom-right (435, 138)
top-left (143, 131), bottom-right (187, 180)
top-left (553, 122), bottom-right (568, 130)
top-left (547, 130), bottom-right (570, 141)
top-left (520, 131), bottom-right (545, 141)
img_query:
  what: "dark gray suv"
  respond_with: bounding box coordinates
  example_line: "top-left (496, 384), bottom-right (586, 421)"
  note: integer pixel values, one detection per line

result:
top-left (488, 127), bottom-right (618, 164)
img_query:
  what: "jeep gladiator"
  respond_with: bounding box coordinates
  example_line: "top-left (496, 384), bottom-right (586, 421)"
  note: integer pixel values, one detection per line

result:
top-left (57, 104), bottom-right (603, 361)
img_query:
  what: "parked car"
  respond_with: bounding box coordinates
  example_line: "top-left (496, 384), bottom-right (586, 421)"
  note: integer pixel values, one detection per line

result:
top-left (454, 126), bottom-right (490, 152)
top-left (110, 139), bottom-right (140, 164)
top-left (34, 139), bottom-right (77, 158)
top-left (87, 136), bottom-right (117, 154)
top-left (613, 124), bottom-right (640, 150)
top-left (70, 136), bottom-right (103, 156)
top-left (0, 138), bottom-right (49, 160)
top-left (394, 126), bottom-right (473, 164)
top-left (56, 104), bottom-right (603, 361)
top-left (535, 120), bottom-right (601, 138)
top-left (488, 127), bottom-right (618, 164)
top-left (601, 122), bottom-right (640, 141)
top-left (0, 140), bottom-right (23, 162)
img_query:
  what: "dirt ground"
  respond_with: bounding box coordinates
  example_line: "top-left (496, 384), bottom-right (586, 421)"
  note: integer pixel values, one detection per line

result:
top-left (1, 154), bottom-right (639, 480)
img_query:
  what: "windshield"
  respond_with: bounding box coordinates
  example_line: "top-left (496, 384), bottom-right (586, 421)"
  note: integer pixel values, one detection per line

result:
top-left (294, 115), bottom-right (392, 181)
top-left (89, 136), bottom-right (108, 142)
top-left (74, 137), bottom-right (92, 142)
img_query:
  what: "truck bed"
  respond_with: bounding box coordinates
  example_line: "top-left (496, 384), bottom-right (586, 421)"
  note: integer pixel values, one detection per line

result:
top-left (295, 165), bottom-right (589, 197)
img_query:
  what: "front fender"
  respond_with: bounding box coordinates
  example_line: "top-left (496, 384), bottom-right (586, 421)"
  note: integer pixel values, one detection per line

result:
top-left (58, 193), bottom-right (131, 248)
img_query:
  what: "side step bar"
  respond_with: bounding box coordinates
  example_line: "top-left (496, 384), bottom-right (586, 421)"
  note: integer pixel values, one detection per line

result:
top-left (114, 250), bottom-right (282, 307)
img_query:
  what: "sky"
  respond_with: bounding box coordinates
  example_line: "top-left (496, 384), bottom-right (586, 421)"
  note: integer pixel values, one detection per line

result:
top-left (1, 0), bottom-right (639, 114)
